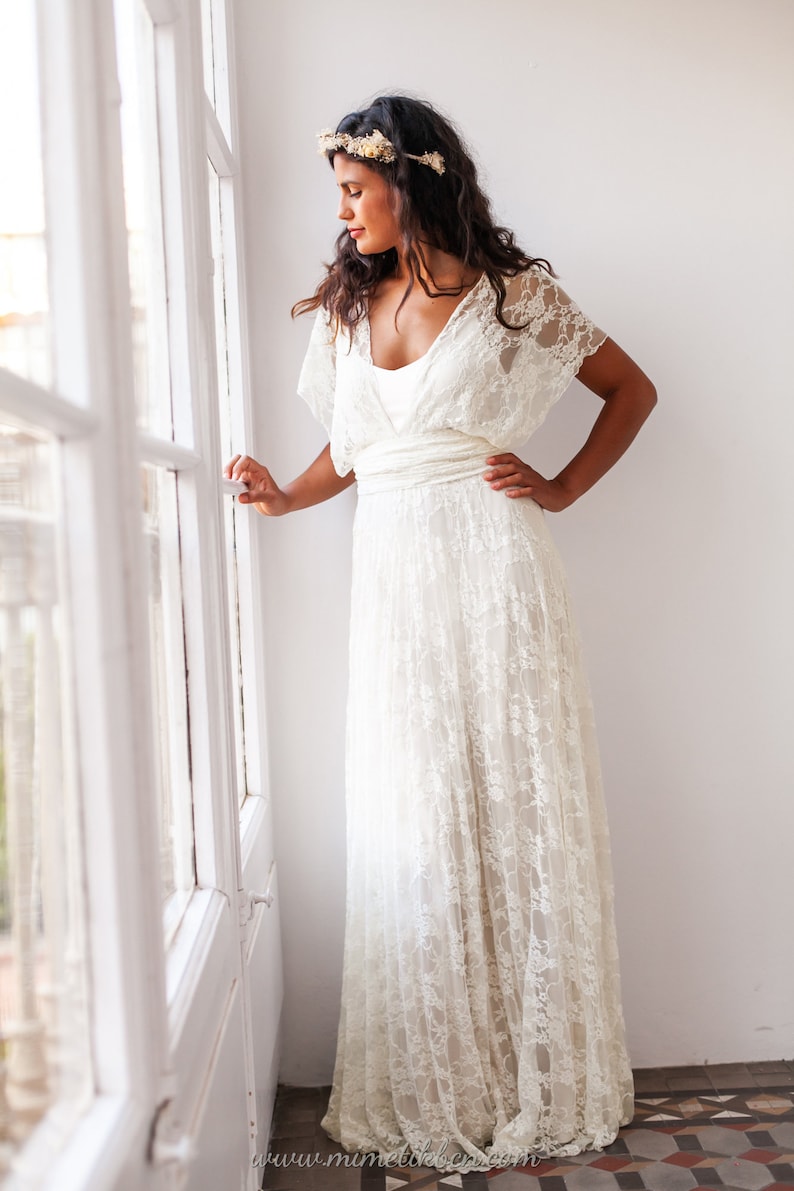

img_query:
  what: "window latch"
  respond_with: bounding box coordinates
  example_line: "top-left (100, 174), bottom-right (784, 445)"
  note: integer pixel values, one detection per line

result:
top-left (148, 1098), bottom-right (196, 1172)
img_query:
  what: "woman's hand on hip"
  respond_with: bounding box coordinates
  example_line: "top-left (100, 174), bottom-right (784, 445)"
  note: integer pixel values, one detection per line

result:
top-left (483, 453), bottom-right (573, 512)
top-left (225, 454), bottom-right (292, 516)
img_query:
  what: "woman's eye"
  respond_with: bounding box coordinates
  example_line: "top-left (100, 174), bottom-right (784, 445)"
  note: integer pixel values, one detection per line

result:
top-left (348, 190), bottom-right (362, 199)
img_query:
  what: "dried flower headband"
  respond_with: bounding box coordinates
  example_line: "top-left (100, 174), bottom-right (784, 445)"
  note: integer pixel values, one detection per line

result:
top-left (316, 127), bottom-right (446, 176)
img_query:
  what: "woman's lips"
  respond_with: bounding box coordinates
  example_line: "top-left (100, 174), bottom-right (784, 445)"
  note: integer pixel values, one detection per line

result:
top-left (349, 228), bottom-right (364, 238)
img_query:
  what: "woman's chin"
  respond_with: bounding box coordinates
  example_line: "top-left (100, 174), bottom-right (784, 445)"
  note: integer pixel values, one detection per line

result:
top-left (355, 238), bottom-right (394, 256)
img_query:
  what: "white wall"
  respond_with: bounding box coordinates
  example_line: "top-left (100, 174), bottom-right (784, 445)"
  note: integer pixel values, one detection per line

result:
top-left (233, 0), bottom-right (794, 1081)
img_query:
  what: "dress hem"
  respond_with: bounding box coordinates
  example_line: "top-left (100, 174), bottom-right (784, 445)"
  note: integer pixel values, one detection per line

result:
top-left (320, 1106), bottom-right (635, 1173)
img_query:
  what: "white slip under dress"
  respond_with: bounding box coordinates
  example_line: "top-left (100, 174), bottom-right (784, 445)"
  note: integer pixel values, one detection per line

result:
top-left (372, 356), bottom-right (424, 433)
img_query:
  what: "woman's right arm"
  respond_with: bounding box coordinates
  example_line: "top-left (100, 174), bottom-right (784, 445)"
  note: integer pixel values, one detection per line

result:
top-left (224, 443), bottom-right (355, 517)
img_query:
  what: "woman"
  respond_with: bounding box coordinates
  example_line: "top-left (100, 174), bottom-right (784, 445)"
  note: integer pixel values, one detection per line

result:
top-left (226, 95), bottom-right (656, 1172)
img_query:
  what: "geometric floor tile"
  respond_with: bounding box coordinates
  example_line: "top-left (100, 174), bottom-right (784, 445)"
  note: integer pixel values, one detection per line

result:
top-left (746, 1097), bottom-right (794, 1116)
top-left (633, 1091), bottom-right (794, 1126)
top-left (261, 1064), bottom-right (794, 1191)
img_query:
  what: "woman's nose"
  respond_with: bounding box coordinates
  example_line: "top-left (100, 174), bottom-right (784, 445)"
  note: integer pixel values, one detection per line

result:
top-left (337, 195), bottom-right (353, 221)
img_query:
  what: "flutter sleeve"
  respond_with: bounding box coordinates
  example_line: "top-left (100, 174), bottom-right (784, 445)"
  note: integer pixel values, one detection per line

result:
top-left (498, 266), bottom-right (608, 439)
top-left (296, 307), bottom-right (337, 436)
top-left (524, 267), bottom-right (606, 390)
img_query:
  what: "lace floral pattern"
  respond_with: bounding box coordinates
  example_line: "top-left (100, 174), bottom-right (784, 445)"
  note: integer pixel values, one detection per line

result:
top-left (297, 267), bottom-right (607, 474)
top-left (296, 267), bottom-right (634, 1171)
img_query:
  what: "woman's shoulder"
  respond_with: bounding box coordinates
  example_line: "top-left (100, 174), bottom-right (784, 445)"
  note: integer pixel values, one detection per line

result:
top-left (487, 265), bottom-right (604, 359)
top-left (491, 264), bottom-right (563, 327)
top-left (502, 262), bottom-right (557, 297)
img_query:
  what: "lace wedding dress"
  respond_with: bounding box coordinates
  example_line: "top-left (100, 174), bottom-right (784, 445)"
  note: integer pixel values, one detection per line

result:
top-left (297, 266), bottom-right (635, 1172)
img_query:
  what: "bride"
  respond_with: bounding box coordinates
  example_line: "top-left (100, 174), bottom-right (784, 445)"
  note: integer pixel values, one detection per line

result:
top-left (226, 93), bottom-right (656, 1172)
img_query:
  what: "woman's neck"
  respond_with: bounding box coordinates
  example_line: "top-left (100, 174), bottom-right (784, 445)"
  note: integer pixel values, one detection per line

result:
top-left (394, 242), bottom-right (478, 291)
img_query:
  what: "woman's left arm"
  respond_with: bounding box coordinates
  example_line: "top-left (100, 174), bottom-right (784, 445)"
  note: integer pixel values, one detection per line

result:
top-left (483, 337), bottom-right (657, 511)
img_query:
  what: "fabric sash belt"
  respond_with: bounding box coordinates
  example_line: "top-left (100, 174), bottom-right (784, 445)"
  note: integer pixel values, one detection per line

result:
top-left (353, 430), bottom-right (498, 495)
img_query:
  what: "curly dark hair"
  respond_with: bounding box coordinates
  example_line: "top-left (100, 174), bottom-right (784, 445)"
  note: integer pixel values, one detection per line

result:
top-left (291, 94), bottom-right (554, 337)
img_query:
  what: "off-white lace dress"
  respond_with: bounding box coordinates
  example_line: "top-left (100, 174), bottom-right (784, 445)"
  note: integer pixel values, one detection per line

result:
top-left (297, 266), bottom-right (635, 1172)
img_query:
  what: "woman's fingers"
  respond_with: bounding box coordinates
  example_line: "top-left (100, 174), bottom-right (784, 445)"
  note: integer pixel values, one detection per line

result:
top-left (483, 454), bottom-right (570, 510)
top-left (232, 456), bottom-right (266, 487)
top-left (226, 452), bottom-right (291, 515)
top-left (227, 454), bottom-right (256, 484)
top-left (484, 461), bottom-right (537, 490)
top-left (226, 454), bottom-right (272, 503)
top-left (238, 468), bottom-right (274, 503)
top-left (490, 470), bottom-right (526, 489)
top-left (485, 453), bottom-right (522, 468)
top-left (230, 454), bottom-right (260, 482)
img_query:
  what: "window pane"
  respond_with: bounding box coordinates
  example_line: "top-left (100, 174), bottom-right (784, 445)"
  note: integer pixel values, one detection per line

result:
top-left (0, 417), bottom-right (92, 1174)
top-left (201, 0), bottom-right (232, 146)
top-left (114, 0), bottom-right (172, 438)
top-left (208, 164), bottom-right (247, 807)
top-left (141, 465), bottom-right (195, 938)
top-left (200, 0), bottom-right (216, 111)
top-left (0, 3), bottom-right (52, 388)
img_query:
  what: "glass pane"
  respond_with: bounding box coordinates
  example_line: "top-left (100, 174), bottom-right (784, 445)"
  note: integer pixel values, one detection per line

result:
top-left (201, 0), bottom-right (232, 146)
top-left (0, 417), bottom-right (92, 1174)
top-left (200, 0), bottom-right (216, 111)
top-left (0, 3), bottom-right (52, 387)
top-left (114, 0), bottom-right (172, 438)
top-left (222, 495), bottom-right (247, 809)
top-left (141, 465), bottom-right (195, 932)
top-left (208, 164), bottom-right (247, 807)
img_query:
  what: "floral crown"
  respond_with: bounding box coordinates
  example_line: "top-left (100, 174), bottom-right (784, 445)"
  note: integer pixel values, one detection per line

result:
top-left (316, 127), bottom-right (446, 176)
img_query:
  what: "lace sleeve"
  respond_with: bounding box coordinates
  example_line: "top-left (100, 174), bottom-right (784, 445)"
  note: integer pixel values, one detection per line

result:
top-left (296, 307), bottom-right (337, 435)
top-left (523, 267), bottom-right (606, 383)
top-left (488, 268), bottom-right (607, 437)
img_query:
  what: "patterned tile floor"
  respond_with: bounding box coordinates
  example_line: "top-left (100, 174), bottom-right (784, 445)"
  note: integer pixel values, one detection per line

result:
top-left (259, 1063), bottom-right (794, 1191)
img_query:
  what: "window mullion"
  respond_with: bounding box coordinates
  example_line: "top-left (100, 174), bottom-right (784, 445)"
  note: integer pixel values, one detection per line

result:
top-left (138, 430), bottom-right (200, 471)
top-left (0, 366), bottom-right (98, 438)
top-left (209, 0), bottom-right (271, 814)
top-left (154, 2), bottom-right (241, 901)
top-left (205, 95), bottom-right (236, 178)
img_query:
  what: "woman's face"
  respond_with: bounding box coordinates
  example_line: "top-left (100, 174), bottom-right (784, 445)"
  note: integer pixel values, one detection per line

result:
top-left (333, 153), bottom-right (401, 255)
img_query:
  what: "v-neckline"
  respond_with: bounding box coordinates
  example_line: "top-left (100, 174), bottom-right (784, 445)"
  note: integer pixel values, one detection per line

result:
top-left (363, 272), bottom-right (487, 373)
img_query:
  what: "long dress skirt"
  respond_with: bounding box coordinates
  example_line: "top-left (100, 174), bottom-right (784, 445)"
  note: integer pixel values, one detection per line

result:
top-left (320, 464), bottom-right (635, 1172)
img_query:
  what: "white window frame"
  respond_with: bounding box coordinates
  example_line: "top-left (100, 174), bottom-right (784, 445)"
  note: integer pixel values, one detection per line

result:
top-left (0, 0), bottom-right (274, 1186)
top-left (202, 0), bottom-right (271, 848)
